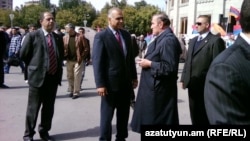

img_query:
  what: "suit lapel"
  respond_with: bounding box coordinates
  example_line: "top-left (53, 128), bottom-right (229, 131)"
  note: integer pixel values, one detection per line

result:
top-left (52, 32), bottom-right (60, 58)
top-left (192, 33), bottom-right (212, 55)
top-left (39, 29), bottom-right (47, 52)
top-left (107, 28), bottom-right (125, 56)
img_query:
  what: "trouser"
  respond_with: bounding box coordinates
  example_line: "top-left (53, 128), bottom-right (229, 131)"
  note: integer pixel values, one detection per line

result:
top-left (80, 60), bottom-right (86, 88)
top-left (99, 90), bottom-right (130, 141)
top-left (23, 74), bottom-right (58, 139)
top-left (188, 87), bottom-right (209, 125)
top-left (66, 60), bottom-right (83, 95)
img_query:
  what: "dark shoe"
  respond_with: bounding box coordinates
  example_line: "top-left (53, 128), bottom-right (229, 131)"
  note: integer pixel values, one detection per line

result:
top-left (130, 100), bottom-right (135, 110)
top-left (40, 132), bottom-right (53, 141)
top-left (115, 139), bottom-right (126, 141)
top-left (72, 95), bottom-right (79, 99)
top-left (0, 84), bottom-right (9, 88)
top-left (23, 138), bottom-right (33, 141)
top-left (68, 93), bottom-right (73, 97)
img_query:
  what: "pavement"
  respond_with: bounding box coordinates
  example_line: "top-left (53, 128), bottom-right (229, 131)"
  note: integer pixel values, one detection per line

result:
top-left (0, 63), bottom-right (191, 141)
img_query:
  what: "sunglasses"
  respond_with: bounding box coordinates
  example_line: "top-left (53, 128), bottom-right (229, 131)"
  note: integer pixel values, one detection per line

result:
top-left (195, 22), bottom-right (202, 26)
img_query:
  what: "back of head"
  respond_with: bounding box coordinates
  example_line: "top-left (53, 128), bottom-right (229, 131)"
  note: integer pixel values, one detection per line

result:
top-left (153, 13), bottom-right (171, 27)
top-left (240, 0), bottom-right (250, 33)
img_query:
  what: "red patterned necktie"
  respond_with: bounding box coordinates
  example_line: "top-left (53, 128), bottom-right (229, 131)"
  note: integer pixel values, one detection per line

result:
top-left (47, 33), bottom-right (57, 75)
top-left (115, 31), bottom-right (123, 53)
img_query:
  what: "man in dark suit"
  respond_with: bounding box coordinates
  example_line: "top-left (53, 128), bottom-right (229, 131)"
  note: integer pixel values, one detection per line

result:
top-left (0, 30), bottom-right (9, 88)
top-left (131, 13), bottom-right (181, 133)
top-left (92, 7), bottom-right (138, 141)
top-left (20, 12), bottom-right (64, 141)
top-left (180, 15), bottom-right (225, 125)
top-left (204, 0), bottom-right (250, 125)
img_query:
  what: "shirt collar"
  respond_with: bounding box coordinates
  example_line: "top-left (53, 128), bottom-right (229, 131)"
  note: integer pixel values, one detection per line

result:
top-left (42, 28), bottom-right (51, 36)
top-left (109, 26), bottom-right (119, 35)
top-left (199, 31), bottom-right (209, 39)
top-left (240, 32), bottom-right (250, 45)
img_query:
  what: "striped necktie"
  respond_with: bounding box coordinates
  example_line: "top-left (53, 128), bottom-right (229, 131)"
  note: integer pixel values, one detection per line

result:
top-left (47, 33), bottom-right (57, 75)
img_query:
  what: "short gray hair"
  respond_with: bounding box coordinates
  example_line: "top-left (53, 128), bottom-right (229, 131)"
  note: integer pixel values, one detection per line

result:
top-left (65, 23), bottom-right (75, 29)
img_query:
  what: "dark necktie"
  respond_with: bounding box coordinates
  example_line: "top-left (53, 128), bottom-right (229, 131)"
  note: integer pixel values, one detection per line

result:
top-left (115, 31), bottom-right (123, 53)
top-left (47, 33), bottom-right (57, 75)
top-left (194, 36), bottom-right (203, 52)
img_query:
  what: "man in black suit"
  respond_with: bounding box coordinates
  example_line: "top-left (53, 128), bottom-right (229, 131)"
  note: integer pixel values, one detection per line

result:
top-left (180, 15), bottom-right (225, 125)
top-left (204, 0), bottom-right (250, 125)
top-left (0, 30), bottom-right (9, 88)
top-left (92, 7), bottom-right (138, 141)
top-left (20, 12), bottom-right (64, 141)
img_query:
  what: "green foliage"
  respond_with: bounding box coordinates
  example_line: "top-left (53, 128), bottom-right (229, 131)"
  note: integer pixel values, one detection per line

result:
top-left (92, 1), bottom-right (161, 35)
top-left (0, 0), bottom-right (161, 35)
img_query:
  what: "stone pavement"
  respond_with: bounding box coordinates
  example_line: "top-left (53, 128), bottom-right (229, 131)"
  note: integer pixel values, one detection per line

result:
top-left (0, 63), bottom-right (191, 141)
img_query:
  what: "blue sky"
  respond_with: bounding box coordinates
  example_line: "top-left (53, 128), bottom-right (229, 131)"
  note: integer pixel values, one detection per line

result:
top-left (13, 0), bottom-right (166, 11)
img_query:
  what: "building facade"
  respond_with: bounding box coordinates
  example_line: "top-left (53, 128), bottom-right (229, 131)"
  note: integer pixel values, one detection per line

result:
top-left (165, 0), bottom-right (243, 37)
top-left (0, 0), bottom-right (12, 9)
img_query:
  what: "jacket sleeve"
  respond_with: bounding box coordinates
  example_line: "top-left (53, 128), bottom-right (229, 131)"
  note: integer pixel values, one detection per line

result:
top-left (92, 33), bottom-right (106, 88)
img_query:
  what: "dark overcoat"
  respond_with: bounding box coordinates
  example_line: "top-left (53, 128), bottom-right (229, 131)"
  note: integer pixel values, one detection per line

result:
top-left (131, 28), bottom-right (181, 133)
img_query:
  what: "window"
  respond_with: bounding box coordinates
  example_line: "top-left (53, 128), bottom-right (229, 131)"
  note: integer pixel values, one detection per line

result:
top-left (171, 0), bottom-right (174, 7)
top-left (181, 0), bottom-right (189, 3)
top-left (180, 17), bottom-right (188, 34)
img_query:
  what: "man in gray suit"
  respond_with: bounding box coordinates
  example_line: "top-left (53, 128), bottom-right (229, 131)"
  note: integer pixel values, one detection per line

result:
top-left (180, 15), bottom-right (225, 125)
top-left (204, 0), bottom-right (250, 125)
top-left (20, 12), bottom-right (64, 141)
top-left (92, 7), bottom-right (138, 141)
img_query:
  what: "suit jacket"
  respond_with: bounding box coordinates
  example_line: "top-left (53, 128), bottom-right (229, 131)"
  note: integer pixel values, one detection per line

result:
top-left (92, 28), bottom-right (137, 92)
top-left (181, 32), bottom-right (225, 88)
top-left (204, 35), bottom-right (250, 124)
top-left (20, 29), bottom-right (64, 87)
top-left (63, 33), bottom-right (90, 63)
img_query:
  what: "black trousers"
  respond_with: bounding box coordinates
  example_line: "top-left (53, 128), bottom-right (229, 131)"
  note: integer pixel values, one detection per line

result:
top-left (99, 90), bottom-right (130, 141)
top-left (0, 58), bottom-right (4, 85)
top-left (23, 74), bottom-right (58, 139)
top-left (188, 86), bottom-right (209, 125)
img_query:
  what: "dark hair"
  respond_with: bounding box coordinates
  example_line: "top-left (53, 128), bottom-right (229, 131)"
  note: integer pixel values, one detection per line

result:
top-left (78, 27), bottom-right (85, 31)
top-left (240, 0), bottom-right (250, 33)
top-left (154, 13), bottom-right (170, 26)
top-left (198, 15), bottom-right (211, 24)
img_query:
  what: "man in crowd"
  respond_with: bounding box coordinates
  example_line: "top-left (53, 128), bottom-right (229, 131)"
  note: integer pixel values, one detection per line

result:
top-left (92, 7), bottom-right (138, 141)
top-left (21, 11), bottom-right (64, 141)
top-left (63, 23), bottom-right (89, 99)
top-left (180, 15), bottom-right (225, 125)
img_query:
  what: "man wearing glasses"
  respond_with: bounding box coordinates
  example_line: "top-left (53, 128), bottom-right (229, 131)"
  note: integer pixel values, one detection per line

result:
top-left (180, 15), bottom-right (225, 125)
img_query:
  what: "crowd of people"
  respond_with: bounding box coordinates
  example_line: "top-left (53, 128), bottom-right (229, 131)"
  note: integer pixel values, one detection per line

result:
top-left (1, 0), bottom-right (250, 140)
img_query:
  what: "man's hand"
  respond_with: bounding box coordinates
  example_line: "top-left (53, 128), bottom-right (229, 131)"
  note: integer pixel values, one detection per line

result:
top-left (97, 87), bottom-right (108, 96)
top-left (137, 58), bottom-right (152, 68)
top-left (132, 79), bottom-right (138, 89)
top-left (180, 82), bottom-right (185, 89)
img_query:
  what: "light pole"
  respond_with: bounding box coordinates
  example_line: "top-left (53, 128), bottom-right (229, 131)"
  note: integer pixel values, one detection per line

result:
top-left (9, 13), bottom-right (14, 28)
top-left (83, 14), bottom-right (89, 27)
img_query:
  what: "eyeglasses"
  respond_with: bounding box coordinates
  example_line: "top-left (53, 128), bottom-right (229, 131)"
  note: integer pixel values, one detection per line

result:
top-left (195, 22), bottom-right (202, 26)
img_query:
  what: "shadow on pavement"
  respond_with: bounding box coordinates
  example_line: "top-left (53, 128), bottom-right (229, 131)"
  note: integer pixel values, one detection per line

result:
top-left (52, 125), bottom-right (116, 140)
top-left (56, 92), bottom-right (98, 99)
